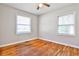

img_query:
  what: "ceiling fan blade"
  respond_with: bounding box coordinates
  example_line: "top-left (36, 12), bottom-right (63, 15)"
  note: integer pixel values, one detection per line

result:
top-left (43, 3), bottom-right (50, 7)
top-left (37, 6), bottom-right (39, 10)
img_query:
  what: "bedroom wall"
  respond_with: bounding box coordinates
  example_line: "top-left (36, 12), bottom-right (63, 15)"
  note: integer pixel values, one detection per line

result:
top-left (0, 4), bottom-right (38, 45)
top-left (39, 4), bottom-right (79, 47)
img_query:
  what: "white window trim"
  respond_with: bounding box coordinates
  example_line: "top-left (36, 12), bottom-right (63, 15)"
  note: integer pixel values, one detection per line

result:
top-left (57, 12), bottom-right (76, 36)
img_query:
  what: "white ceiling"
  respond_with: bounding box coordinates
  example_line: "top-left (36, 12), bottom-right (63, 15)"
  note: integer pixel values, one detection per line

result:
top-left (5, 3), bottom-right (72, 15)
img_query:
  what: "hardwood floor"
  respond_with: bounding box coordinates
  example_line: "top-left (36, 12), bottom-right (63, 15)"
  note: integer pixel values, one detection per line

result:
top-left (0, 39), bottom-right (79, 56)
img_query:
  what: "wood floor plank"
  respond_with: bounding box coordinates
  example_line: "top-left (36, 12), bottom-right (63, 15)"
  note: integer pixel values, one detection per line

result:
top-left (0, 39), bottom-right (79, 56)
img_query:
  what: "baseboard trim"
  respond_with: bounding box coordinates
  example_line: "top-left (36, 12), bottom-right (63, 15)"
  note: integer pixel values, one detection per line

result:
top-left (0, 38), bottom-right (38, 48)
top-left (1, 38), bottom-right (79, 49)
top-left (39, 38), bottom-right (79, 49)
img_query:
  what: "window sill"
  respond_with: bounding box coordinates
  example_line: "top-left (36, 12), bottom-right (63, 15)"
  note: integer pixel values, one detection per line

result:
top-left (16, 32), bottom-right (32, 35)
top-left (57, 34), bottom-right (75, 37)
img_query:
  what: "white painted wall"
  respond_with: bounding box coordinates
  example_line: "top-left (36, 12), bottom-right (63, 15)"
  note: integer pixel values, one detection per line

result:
top-left (0, 4), bottom-right (38, 45)
top-left (39, 4), bottom-right (79, 47)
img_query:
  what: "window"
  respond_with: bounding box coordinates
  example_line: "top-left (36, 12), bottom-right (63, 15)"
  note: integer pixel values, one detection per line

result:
top-left (16, 15), bottom-right (31, 34)
top-left (57, 13), bottom-right (75, 35)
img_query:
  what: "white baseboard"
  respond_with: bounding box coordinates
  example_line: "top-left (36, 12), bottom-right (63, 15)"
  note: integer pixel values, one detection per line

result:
top-left (0, 38), bottom-right (38, 48)
top-left (39, 38), bottom-right (79, 49)
top-left (1, 38), bottom-right (79, 49)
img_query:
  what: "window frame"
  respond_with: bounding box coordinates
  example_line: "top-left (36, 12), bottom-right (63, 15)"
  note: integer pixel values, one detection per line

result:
top-left (57, 12), bottom-right (76, 36)
top-left (16, 15), bottom-right (32, 35)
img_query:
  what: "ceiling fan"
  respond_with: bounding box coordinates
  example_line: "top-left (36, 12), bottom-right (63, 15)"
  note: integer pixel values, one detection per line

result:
top-left (37, 3), bottom-right (50, 10)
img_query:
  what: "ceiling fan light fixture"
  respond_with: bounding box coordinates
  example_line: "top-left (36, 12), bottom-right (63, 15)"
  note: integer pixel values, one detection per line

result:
top-left (37, 3), bottom-right (50, 10)
top-left (39, 3), bottom-right (43, 8)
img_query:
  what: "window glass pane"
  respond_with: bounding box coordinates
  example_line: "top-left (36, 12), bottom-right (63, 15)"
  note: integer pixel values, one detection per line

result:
top-left (58, 25), bottom-right (75, 35)
top-left (69, 25), bottom-right (75, 35)
top-left (17, 25), bottom-right (31, 34)
top-left (58, 14), bottom-right (74, 25)
top-left (58, 26), bottom-right (68, 34)
top-left (17, 15), bottom-right (31, 24)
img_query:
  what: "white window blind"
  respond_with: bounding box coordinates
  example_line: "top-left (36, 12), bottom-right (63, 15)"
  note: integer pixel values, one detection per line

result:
top-left (16, 15), bottom-right (31, 34)
top-left (58, 13), bottom-right (75, 35)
